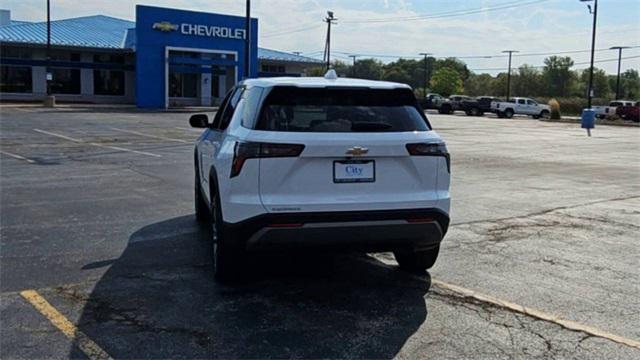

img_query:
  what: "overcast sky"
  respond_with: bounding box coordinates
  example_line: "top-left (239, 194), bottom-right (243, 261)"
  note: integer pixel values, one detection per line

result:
top-left (5, 0), bottom-right (640, 75)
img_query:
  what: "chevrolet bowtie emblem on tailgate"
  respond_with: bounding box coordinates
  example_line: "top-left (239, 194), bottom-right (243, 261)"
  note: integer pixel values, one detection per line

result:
top-left (152, 21), bottom-right (178, 32)
top-left (346, 146), bottom-right (369, 156)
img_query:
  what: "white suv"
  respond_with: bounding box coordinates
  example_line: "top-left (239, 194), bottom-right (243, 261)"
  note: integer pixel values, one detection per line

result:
top-left (190, 72), bottom-right (451, 280)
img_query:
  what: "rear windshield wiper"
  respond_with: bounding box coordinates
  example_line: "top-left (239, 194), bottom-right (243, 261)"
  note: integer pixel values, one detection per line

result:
top-left (351, 122), bottom-right (393, 131)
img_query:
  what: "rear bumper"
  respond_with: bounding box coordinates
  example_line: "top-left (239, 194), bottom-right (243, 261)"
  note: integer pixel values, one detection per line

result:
top-left (225, 208), bottom-right (449, 252)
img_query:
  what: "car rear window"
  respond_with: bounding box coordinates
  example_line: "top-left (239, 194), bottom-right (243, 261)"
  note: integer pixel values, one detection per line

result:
top-left (255, 87), bottom-right (430, 132)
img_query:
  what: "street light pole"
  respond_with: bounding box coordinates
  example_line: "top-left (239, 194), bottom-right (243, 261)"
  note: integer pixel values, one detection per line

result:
top-left (502, 50), bottom-right (518, 101)
top-left (609, 46), bottom-right (629, 100)
top-left (244, 0), bottom-right (251, 79)
top-left (419, 52), bottom-right (431, 97)
top-left (46, 0), bottom-right (51, 96)
top-left (348, 54), bottom-right (357, 77)
top-left (580, 0), bottom-right (598, 108)
top-left (323, 11), bottom-right (337, 70)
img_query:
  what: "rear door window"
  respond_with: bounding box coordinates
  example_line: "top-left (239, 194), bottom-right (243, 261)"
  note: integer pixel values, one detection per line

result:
top-left (255, 87), bottom-right (429, 132)
top-left (218, 87), bottom-right (243, 130)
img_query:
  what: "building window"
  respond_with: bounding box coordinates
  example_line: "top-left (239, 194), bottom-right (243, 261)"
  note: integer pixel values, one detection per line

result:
top-left (94, 70), bottom-right (125, 96)
top-left (261, 64), bottom-right (286, 73)
top-left (0, 65), bottom-right (32, 93)
top-left (0, 46), bottom-right (32, 59)
top-left (169, 72), bottom-right (198, 98)
top-left (50, 68), bottom-right (80, 94)
top-left (93, 54), bottom-right (125, 64)
top-left (50, 51), bottom-right (81, 62)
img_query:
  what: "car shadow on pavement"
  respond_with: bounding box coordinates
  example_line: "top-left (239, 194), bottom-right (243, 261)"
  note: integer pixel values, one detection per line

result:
top-left (70, 215), bottom-right (431, 359)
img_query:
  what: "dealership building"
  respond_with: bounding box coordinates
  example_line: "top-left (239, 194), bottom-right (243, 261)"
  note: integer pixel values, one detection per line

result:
top-left (0, 5), bottom-right (323, 108)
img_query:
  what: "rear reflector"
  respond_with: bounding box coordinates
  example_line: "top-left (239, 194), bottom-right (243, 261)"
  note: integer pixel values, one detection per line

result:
top-left (406, 217), bottom-right (434, 224)
top-left (267, 223), bottom-right (304, 228)
top-left (231, 141), bottom-right (305, 178)
top-left (406, 142), bottom-right (450, 173)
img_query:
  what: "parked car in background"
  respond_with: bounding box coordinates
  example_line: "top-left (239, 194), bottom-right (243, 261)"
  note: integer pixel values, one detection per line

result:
top-left (592, 100), bottom-right (636, 119)
top-left (439, 95), bottom-right (473, 114)
top-left (616, 101), bottom-right (639, 122)
top-left (461, 96), bottom-right (502, 116)
top-left (419, 93), bottom-right (446, 110)
top-left (491, 97), bottom-right (550, 119)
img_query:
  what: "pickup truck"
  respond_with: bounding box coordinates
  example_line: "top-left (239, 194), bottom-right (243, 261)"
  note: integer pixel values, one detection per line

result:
top-left (593, 100), bottom-right (636, 119)
top-left (616, 101), bottom-right (639, 122)
top-left (419, 93), bottom-right (445, 110)
top-left (491, 97), bottom-right (550, 119)
top-left (439, 95), bottom-right (474, 114)
top-left (461, 96), bottom-right (501, 116)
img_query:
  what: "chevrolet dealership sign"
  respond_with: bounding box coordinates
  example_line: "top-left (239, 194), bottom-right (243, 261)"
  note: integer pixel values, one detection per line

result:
top-left (152, 21), bottom-right (245, 39)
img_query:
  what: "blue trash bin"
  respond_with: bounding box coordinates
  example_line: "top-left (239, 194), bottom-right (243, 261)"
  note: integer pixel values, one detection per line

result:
top-left (581, 109), bottom-right (595, 129)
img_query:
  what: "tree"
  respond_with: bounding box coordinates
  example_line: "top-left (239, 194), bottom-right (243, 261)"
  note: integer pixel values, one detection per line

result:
top-left (464, 73), bottom-right (494, 96)
top-left (488, 73), bottom-right (508, 97)
top-left (430, 67), bottom-right (463, 96)
top-left (512, 65), bottom-right (543, 97)
top-left (619, 69), bottom-right (640, 99)
top-left (353, 58), bottom-right (384, 80)
top-left (541, 56), bottom-right (574, 97)
top-left (577, 67), bottom-right (610, 99)
top-left (382, 67), bottom-right (412, 85)
top-left (434, 57), bottom-right (470, 81)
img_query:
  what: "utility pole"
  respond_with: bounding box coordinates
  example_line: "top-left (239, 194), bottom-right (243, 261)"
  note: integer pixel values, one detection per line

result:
top-left (502, 50), bottom-right (518, 101)
top-left (323, 11), bottom-right (337, 70)
top-left (348, 54), bottom-right (357, 77)
top-left (419, 52), bottom-right (431, 97)
top-left (244, 0), bottom-right (251, 79)
top-left (609, 46), bottom-right (629, 100)
top-left (580, 0), bottom-right (598, 108)
top-left (44, 0), bottom-right (54, 106)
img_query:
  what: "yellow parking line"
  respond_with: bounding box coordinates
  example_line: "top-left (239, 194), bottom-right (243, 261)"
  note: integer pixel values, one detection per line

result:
top-left (369, 256), bottom-right (640, 350)
top-left (430, 280), bottom-right (640, 350)
top-left (20, 290), bottom-right (112, 360)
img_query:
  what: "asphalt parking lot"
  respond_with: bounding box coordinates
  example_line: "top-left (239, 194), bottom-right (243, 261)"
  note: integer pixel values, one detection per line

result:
top-left (1, 107), bottom-right (639, 359)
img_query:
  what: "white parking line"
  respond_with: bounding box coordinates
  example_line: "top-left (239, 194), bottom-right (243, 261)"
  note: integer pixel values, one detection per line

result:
top-left (0, 150), bottom-right (36, 163)
top-left (109, 127), bottom-right (190, 143)
top-left (175, 126), bottom-right (204, 133)
top-left (33, 129), bottom-right (161, 158)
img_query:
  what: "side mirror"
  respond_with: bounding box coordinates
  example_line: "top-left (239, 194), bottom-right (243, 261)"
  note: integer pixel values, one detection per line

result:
top-left (189, 114), bottom-right (209, 128)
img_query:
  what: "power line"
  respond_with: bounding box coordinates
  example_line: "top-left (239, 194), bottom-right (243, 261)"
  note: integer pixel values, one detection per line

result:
top-left (330, 46), bottom-right (640, 61)
top-left (262, 24), bottom-right (322, 38)
top-left (341, 0), bottom-right (551, 24)
top-left (468, 55), bottom-right (640, 71)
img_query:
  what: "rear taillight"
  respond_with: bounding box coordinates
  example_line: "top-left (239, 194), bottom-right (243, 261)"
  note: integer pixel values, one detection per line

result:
top-left (231, 141), bottom-right (305, 178)
top-left (406, 142), bottom-right (450, 173)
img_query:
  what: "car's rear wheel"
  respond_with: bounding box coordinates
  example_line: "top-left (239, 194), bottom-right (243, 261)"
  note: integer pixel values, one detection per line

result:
top-left (394, 246), bottom-right (440, 272)
top-left (469, 107), bottom-right (481, 116)
top-left (504, 109), bottom-right (514, 118)
top-left (210, 185), bottom-right (243, 281)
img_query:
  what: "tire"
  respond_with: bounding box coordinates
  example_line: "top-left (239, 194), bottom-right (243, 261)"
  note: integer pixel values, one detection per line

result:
top-left (194, 157), bottom-right (209, 224)
top-left (469, 107), bottom-right (481, 116)
top-left (504, 109), bottom-right (514, 119)
top-left (394, 246), bottom-right (440, 272)
top-left (540, 110), bottom-right (550, 119)
top-left (440, 105), bottom-right (452, 115)
top-left (210, 182), bottom-right (244, 281)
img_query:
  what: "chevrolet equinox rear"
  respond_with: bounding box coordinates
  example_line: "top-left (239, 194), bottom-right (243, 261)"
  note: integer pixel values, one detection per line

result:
top-left (190, 71), bottom-right (450, 280)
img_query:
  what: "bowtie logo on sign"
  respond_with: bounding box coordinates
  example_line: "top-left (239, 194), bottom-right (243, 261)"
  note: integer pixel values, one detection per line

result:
top-left (152, 20), bottom-right (245, 39)
top-left (152, 21), bottom-right (178, 32)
